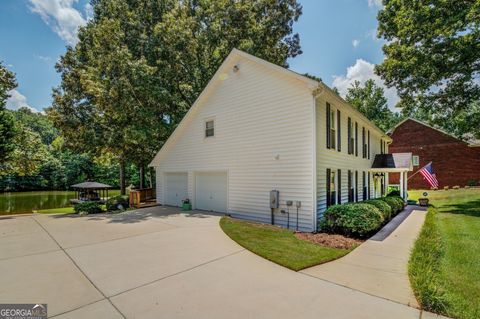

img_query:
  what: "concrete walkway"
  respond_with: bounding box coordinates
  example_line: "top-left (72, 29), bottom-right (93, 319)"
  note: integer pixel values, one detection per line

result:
top-left (0, 207), bottom-right (439, 319)
top-left (301, 209), bottom-right (427, 308)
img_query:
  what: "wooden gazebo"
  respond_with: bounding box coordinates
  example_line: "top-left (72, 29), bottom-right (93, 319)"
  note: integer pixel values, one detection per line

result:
top-left (70, 181), bottom-right (112, 204)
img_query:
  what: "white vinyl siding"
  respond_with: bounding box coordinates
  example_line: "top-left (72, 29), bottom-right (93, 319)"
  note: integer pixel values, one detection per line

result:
top-left (153, 56), bottom-right (315, 231)
top-left (316, 90), bottom-right (385, 218)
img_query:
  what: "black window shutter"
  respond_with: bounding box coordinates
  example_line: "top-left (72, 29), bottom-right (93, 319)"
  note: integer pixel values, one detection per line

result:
top-left (355, 122), bottom-right (358, 156)
top-left (367, 172), bottom-right (370, 199)
top-left (337, 169), bottom-right (342, 204)
top-left (380, 139), bottom-right (383, 154)
top-left (362, 127), bottom-right (366, 158)
top-left (355, 171), bottom-right (359, 202)
top-left (363, 171), bottom-right (367, 200)
top-left (347, 117), bottom-right (352, 154)
top-left (326, 103), bottom-right (331, 149)
top-left (367, 130), bottom-right (370, 159)
top-left (348, 170), bottom-right (352, 202)
top-left (326, 168), bottom-right (331, 207)
top-left (337, 110), bottom-right (341, 152)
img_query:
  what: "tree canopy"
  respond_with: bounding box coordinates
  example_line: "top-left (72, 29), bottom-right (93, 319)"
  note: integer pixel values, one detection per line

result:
top-left (345, 79), bottom-right (402, 132)
top-left (376, 0), bottom-right (480, 115)
top-left (49, 0), bottom-right (303, 193)
top-left (0, 61), bottom-right (17, 163)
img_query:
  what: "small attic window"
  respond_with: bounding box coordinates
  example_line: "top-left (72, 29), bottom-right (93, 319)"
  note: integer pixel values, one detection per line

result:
top-left (412, 155), bottom-right (419, 166)
top-left (205, 120), bottom-right (214, 137)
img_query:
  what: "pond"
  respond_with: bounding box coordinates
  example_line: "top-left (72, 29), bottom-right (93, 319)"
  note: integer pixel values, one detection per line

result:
top-left (0, 190), bottom-right (121, 215)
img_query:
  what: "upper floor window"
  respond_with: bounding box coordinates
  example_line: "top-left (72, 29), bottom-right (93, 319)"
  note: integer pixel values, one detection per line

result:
top-left (330, 109), bottom-right (336, 149)
top-left (205, 120), bottom-right (214, 137)
top-left (412, 155), bottom-right (419, 166)
top-left (348, 117), bottom-right (354, 154)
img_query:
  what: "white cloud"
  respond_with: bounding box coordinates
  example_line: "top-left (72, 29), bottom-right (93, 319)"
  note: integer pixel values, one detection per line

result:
top-left (368, 0), bottom-right (383, 8)
top-left (34, 54), bottom-right (53, 63)
top-left (29, 0), bottom-right (87, 45)
top-left (332, 59), bottom-right (400, 110)
top-left (352, 39), bottom-right (360, 48)
top-left (6, 90), bottom-right (39, 113)
top-left (85, 2), bottom-right (93, 20)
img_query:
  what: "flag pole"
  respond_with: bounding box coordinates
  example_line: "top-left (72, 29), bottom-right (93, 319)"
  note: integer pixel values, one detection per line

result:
top-left (407, 161), bottom-right (432, 180)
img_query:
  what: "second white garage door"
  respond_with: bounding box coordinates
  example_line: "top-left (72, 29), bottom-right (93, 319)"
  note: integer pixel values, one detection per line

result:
top-left (195, 172), bottom-right (227, 213)
top-left (165, 173), bottom-right (188, 207)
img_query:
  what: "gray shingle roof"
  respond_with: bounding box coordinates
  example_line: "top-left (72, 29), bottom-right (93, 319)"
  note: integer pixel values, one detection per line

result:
top-left (71, 182), bottom-right (112, 189)
top-left (372, 153), bottom-right (412, 169)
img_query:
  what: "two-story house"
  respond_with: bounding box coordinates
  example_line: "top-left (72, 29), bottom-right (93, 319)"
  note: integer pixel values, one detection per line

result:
top-left (149, 49), bottom-right (411, 231)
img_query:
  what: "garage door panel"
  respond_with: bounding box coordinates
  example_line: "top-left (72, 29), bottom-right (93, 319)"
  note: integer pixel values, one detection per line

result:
top-left (195, 172), bottom-right (227, 213)
top-left (165, 173), bottom-right (188, 207)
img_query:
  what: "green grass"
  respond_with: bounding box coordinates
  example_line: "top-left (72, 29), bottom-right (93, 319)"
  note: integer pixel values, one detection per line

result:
top-left (408, 188), bottom-right (480, 319)
top-left (220, 217), bottom-right (351, 271)
top-left (35, 207), bottom-right (75, 214)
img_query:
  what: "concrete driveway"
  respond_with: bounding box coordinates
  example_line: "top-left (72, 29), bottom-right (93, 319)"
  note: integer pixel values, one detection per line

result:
top-left (0, 207), bottom-right (436, 319)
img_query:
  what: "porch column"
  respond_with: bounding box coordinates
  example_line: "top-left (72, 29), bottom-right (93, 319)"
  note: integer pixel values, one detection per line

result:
top-left (400, 171), bottom-right (404, 199)
top-left (404, 171), bottom-right (408, 200)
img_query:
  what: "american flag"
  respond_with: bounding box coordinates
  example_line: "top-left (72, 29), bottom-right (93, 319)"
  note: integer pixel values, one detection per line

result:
top-left (419, 162), bottom-right (439, 188)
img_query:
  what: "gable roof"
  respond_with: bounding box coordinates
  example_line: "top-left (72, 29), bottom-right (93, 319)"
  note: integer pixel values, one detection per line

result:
top-left (149, 49), bottom-right (390, 166)
top-left (389, 118), bottom-right (479, 147)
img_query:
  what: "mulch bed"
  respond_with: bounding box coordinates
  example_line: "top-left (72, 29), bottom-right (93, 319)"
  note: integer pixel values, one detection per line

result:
top-left (295, 232), bottom-right (364, 250)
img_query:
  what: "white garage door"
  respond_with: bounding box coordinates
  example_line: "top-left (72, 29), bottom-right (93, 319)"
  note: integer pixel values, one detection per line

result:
top-left (195, 172), bottom-right (227, 213)
top-left (165, 173), bottom-right (188, 207)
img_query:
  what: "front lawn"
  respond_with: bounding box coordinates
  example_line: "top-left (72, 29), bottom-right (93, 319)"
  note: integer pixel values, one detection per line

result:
top-left (220, 217), bottom-right (352, 271)
top-left (408, 188), bottom-right (480, 319)
top-left (35, 207), bottom-right (75, 214)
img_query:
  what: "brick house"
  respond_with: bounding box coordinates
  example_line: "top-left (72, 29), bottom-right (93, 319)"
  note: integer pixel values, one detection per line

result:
top-left (388, 118), bottom-right (480, 189)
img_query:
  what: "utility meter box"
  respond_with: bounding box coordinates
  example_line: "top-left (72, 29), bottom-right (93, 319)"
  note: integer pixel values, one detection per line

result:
top-left (270, 190), bottom-right (279, 209)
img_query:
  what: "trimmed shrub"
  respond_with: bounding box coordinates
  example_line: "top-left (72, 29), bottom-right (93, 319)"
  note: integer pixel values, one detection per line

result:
top-left (363, 199), bottom-right (392, 221)
top-left (74, 202), bottom-right (103, 215)
top-left (380, 197), bottom-right (403, 214)
top-left (387, 189), bottom-right (401, 197)
top-left (106, 195), bottom-right (129, 211)
top-left (319, 203), bottom-right (383, 237)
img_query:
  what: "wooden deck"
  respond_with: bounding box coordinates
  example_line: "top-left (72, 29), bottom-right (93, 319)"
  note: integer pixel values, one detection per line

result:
top-left (129, 188), bottom-right (157, 208)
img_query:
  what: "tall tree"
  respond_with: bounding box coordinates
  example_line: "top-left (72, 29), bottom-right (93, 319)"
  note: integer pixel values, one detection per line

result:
top-left (376, 0), bottom-right (480, 116)
top-left (49, 0), bottom-right (303, 194)
top-left (0, 61), bottom-right (17, 163)
top-left (345, 79), bottom-right (402, 132)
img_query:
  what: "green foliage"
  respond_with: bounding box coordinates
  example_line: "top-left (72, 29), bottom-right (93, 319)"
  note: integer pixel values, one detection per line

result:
top-left (0, 61), bottom-right (17, 163)
top-left (376, 1), bottom-right (480, 137)
top-left (387, 189), bottom-right (401, 197)
top-left (106, 195), bottom-right (129, 211)
top-left (379, 196), bottom-right (403, 214)
top-left (50, 0), bottom-right (303, 193)
top-left (345, 79), bottom-right (403, 131)
top-left (220, 217), bottom-right (349, 271)
top-left (363, 199), bottom-right (392, 221)
top-left (319, 203), bottom-right (383, 237)
top-left (74, 201), bottom-right (103, 215)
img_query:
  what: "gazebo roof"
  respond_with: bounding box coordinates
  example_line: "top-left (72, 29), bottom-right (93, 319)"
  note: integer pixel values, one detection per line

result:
top-left (71, 182), bottom-right (112, 189)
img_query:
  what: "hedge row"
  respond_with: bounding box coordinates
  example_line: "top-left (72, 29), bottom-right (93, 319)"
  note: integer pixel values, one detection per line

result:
top-left (319, 195), bottom-right (405, 238)
top-left (74, 195), bottom-right (130, 215)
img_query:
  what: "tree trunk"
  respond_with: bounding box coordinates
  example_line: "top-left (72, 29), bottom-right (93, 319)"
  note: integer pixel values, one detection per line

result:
top-left (139, 164), bottom-right (145, 189)
top-left (120, 160), bottom-right (126, 195)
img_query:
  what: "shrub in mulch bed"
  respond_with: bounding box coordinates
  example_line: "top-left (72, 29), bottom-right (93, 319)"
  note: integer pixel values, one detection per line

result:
top-left (295, 232), bottom-right (363, 250)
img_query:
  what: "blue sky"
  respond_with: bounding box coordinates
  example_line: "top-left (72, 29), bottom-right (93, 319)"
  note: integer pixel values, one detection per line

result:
top-left (0, 0), bottom-right (398, 112)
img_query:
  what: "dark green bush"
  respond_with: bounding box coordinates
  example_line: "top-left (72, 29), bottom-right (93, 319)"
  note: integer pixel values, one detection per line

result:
top-left (387, 189), bottom-right (401, 197)
top-left (74, 201), bottom-right (103, 215)
top-left (380, 196), bottom-right (403, 214)
top-left (106, 195), bottom-right (129, 211)
top-left (363, 199), bottom-right (392, 221)
top-left (319, 203), bottom-right (383, 237)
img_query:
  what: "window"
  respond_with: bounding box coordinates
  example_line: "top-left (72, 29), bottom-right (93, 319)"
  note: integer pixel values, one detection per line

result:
top-left (205, 120), bottom-right (214, 137)
top-left (330, 108), bottom-right (336, 149)
top-left (412, 155), bottom-right (420, 166)
top-left (326, 168), bottom-right (336, 207)
top-left (348, 117), bottom-right (354, 154)
top-left (348, 170), bottom-right (354, 202)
